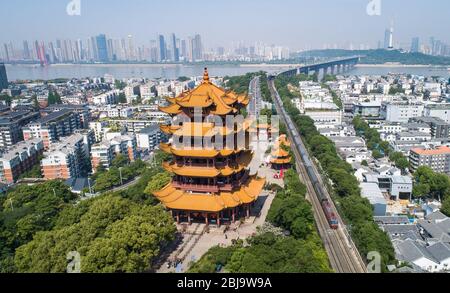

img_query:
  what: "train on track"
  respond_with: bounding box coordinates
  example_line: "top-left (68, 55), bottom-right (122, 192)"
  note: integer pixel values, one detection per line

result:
top-left (269, 77), bottom-right (339, 229)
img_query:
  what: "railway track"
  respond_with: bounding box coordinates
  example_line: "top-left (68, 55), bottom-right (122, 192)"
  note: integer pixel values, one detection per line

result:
top-left (268, 78), bottom-right (367, 273)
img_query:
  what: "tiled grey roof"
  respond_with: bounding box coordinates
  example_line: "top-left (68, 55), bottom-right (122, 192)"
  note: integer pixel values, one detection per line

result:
top-left (395, 239), bottom-right (433, 262)
top-left (375, 216), bottom-right (410, 225)
top-left (426, 211), bottom-right (448, 222)
top-left (427, 242), bottom-right (450, 262)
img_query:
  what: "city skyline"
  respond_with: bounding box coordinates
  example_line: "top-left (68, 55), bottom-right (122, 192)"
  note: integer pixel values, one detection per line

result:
top-left (0, 32), bottom-right (293, 64)
top-left (1, 0), bottom-right (450, 50)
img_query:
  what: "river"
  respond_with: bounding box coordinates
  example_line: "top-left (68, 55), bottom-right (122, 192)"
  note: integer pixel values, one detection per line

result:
top-left (4, 64), bottom-right (450, 81)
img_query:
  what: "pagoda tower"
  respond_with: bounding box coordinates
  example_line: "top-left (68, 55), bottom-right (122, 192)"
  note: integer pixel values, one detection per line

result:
top-left (154, 68), bottom-right (265, 225)
top-left (270, 134), bottom-right (292, 170)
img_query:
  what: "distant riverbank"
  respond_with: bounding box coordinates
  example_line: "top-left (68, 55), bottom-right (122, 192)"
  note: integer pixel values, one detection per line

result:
top-left (5, 63), bottom-right (450, 81)
top-left (4, 63), bottom-right (291, 81)
top-left (356, 64), bottom-right (449, 68)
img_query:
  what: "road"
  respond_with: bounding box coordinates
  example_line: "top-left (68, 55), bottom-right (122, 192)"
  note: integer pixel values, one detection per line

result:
top-left (248, 76), bottom-right (262, 118)
top-left (268, 78), bottom-right (367, 273)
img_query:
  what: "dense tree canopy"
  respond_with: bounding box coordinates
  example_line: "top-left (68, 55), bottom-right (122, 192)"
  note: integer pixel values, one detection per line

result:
top-left (0, 151), bottom-right (176, 273)
top-left (413, 166), bottom-right (450, 200)
top-left (0, 181), bottom-right (77, 272)
top-left (14, 195), bottom-right (176, 273)
top-left (353, 116), bottom-right (390, 158)
top-left (93, 159), bottom-right (147, 192)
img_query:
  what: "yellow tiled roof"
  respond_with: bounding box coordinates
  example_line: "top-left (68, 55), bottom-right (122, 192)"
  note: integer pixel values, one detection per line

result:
top-left (153, 176), bottom-right (265, 212)
top-left (159, 68), bottom-right (248, 116)
top-left (162, 151), bottom-right (252, 177)
top-left (271, 148), bottom-right (290, 158)
top-left (160, 120), bottom-right (253, 137)
top-left (270, 157), bottom-right (292, 165)
top-left (160, 143), bottom-right (240, 158)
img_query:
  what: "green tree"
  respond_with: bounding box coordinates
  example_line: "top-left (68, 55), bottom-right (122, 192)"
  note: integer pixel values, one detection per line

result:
top-left (372, 150), bottom-right (383, 159)
top-left (441, 196), bottom-right (450, 217)
top-left (112, 154), bottom-right (129, 168)
top-left (144, 172), bottom-right (171, 195)
top-left (118, 93), bottom-right (127, 104)
top-left (329, 168), bottom-right (360, 197)
top-left (114, 80), bottom-right (126, 90)
top-left (14, 195), bottom-right (176, 273)
top-left (48, 91), bottom-right (62, 105)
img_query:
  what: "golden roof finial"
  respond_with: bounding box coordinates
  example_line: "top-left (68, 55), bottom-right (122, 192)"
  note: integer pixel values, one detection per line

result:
top-left (202, 67), bottom-right (210, 83)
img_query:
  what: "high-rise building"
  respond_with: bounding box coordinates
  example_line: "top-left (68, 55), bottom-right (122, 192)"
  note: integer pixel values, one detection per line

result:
top-left (0, 63), bottom-right (8, 90)
top-left (22, 41), bottom-right (31, 60)
top-left (158, 35), bottom-right (166, 62)
top-left (387, 21), bottom-right (394, 50)
top-left (3, 44), bottom-right (10, 62)
top-left (180, 39), bottom-right (187, 59)
top-left (384, 29), bottom-right (390, 49)
top-left (193, 34), bottom-right (203, 61)
top-left (171, 33), bottom-right (179, 62)
top-left (411, 37), bottom-right (420, 53)
top-left (127, 35), bottom-right (136, 61)
top-left (96, 34), bottom-right (109, 62)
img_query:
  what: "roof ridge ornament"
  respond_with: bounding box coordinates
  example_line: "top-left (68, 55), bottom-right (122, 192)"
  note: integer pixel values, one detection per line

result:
top-left (202, 67), bottom-right (210, 83)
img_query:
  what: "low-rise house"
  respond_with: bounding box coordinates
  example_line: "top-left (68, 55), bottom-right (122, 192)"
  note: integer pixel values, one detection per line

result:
top-left (363, 174), bottom-right (413, 201)
top-left (360, 182), bottom-right (387, 216)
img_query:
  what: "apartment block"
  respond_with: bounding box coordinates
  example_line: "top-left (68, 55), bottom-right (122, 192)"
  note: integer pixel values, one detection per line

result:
top-left (44, 104), bottom-right (90, 129)
top-left (0, 138), bottom-right (44, 183)
top-left (410, 117), bottom-right (450, 139)
top-left (90, 133), bottom-right (138, 172)
top-left (409, 146), bottom-right (450, 174)
top-left (41, 134), bottom-right (90, 180)
top-left (381, 102), bottom-right (424, 123)
top-left (22, 109), bottom-right (80, 149)
top-left (0, 110), bottom-right (40, 150)
top-left (111, 133), bottom-right (138, 162)
top-left (89, 121), bottom-right (109, 142)
top-left (136, 125), bottom-right (166, 151)
top-left (91, 141), bottom-right (115, 172)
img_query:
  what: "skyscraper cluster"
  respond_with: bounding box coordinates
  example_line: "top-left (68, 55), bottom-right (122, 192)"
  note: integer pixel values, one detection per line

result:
top-left (0, 33), bottom-right (204, 64)
top-left (408, 37), bottom-right (450, 56)
top-left (0, 33), bottom-right (292, 64)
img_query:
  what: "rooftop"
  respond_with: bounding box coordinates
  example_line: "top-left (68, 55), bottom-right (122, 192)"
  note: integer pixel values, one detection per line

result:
top-left (411, 146), bottom-right (450, 156)
top-left (360, 182), bottom-right (386, 205)
top-left (374, 216), bottom-right (411, 225)
top-left (32, 109), bottom-right (73, 125)
top-left (139, 124), bottom-right (160, 134)
top-left (0, 138), bottom-right (43, 161)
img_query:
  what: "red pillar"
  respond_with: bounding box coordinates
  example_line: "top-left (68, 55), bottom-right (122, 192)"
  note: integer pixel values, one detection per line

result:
top-left (217, 213), bottom-right (221, 227)
top-left (205, 213), bottom-right (209, 225)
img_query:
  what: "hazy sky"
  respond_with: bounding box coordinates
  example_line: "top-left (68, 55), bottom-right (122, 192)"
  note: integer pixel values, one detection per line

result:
top-left (1, 0), bottom-right (449, 50)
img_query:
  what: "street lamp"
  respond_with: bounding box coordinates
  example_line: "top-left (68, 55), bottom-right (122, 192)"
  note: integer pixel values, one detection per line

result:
top-left (119, 167), bottom-right (123, 185)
